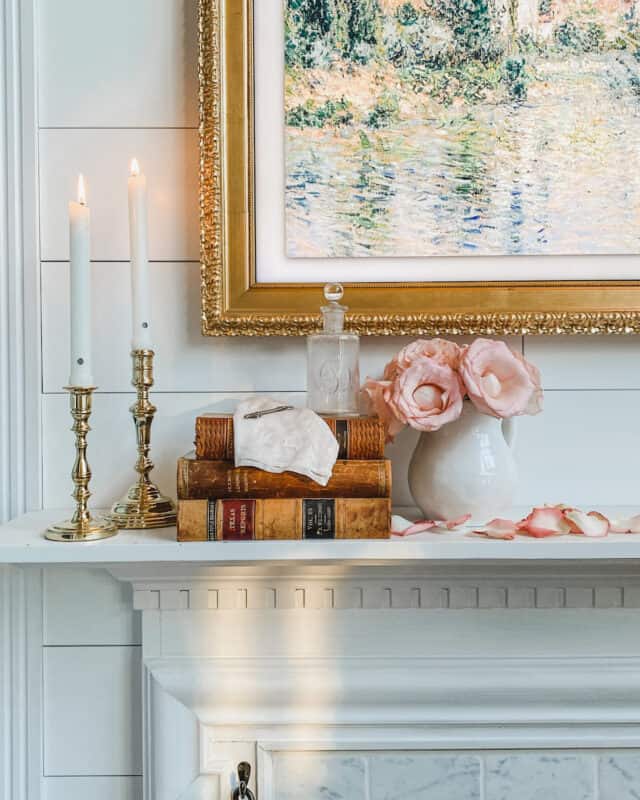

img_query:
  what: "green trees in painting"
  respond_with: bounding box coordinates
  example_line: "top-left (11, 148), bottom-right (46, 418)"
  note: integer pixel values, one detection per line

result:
top-left (431, 0), bottom-right (497, 63)
top-left (285, 0), bottom-right (640, 127)
top-left (285, 0), bottom-right (498, 69)
top-left (286, 0), bottom-right (382, 66)
top-left (285, 0), bottom-right (334, 67)
top-left (344, 0), bottom-right (381, 61)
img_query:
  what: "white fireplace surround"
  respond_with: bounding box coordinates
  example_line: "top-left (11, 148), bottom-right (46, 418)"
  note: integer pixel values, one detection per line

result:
top-left (118, 559), bottom-right (640, 799)
top-left (4, 514), bottom-right (640, 799)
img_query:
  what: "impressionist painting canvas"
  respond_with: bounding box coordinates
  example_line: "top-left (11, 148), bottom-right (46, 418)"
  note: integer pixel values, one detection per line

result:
top-left (284, 0), bottom-right (640, 257)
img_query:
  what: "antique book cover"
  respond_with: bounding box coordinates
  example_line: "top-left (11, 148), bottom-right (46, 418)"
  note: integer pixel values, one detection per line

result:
top-left (177, 497), bottom-right (391, 541)
top-left (177, 454), bottom-right (391, 499)
top-left (194, 414), bottom-right (386, 460)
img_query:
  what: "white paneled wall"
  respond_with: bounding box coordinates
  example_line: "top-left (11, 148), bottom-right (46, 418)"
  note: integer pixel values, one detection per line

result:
top-left (29, 0), bottom-right (640, 797)
top-left (34, 0), bottom-right (640, 513)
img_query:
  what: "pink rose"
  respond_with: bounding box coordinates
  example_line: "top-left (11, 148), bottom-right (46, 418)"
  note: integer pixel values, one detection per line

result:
top-left (388, 356), bottom-right (464, 433)
top-left (362, 379), bottom-right (405, 442)
top-left (460, 339), bottom-right (543, 418)
top-left (383, 338), bottom-right (462, 380)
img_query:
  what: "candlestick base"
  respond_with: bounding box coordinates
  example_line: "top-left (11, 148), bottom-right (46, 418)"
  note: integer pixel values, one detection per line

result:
top-left (109, 481), bottom-right (176, 529)
top-left (108, 349), bottom-right (177, 530)
top-left (46, 515), bottom-right (118, 543)
top-left (46, 385), bottom-right (119, 543)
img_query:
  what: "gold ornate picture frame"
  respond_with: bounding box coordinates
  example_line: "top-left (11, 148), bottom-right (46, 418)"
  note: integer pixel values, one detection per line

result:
top-left (199, 0), bottom-right (640, 336)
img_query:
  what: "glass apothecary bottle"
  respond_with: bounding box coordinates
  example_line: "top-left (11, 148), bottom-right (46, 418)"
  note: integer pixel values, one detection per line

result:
top-left (307, 283), bottom-right (360, 416)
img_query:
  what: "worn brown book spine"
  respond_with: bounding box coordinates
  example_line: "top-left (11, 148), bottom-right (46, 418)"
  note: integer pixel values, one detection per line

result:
top-left (177, 497), bottom-right (391, 541)
top-left (177, 455), bottom-right (391, 499)
top-left (194, 415), bottom-right (385, 460)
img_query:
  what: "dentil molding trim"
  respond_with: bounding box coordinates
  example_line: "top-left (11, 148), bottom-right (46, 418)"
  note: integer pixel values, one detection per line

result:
top-left (110, 562), bottom-right (640, 611)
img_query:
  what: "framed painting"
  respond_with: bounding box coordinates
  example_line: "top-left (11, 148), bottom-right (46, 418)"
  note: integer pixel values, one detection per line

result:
top-left (199, 0), bottom-right (640, 335)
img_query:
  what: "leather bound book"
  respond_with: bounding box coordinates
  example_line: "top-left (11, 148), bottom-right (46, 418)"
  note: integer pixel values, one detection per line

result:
top-left (177, 497), bottom-right (391, 541)
top-left (194, 414), bottom-right (386, 460)
top-left (177, 453), bottom-right (392, 499)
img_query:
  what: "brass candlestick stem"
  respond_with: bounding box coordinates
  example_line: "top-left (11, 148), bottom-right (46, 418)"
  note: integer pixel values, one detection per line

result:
top-left (109, 350), bottom-right (176, 529)
top-left (46, 387), bottom-right (118, 542)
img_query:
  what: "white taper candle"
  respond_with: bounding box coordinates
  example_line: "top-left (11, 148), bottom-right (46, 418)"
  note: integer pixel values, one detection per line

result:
top-left (128, 158), bottom-right (153, 350)
top-left (69, 174), bottom-right (93, 387)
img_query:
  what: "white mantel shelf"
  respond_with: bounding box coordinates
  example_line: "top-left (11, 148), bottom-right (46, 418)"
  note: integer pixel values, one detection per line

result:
top-left (2, 509), bottom-right (640, 565)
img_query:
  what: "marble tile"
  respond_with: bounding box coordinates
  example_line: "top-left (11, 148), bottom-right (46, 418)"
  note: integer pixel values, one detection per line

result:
top-left (485, 754), bottom-right (595, 800)
top-left (599, 754), bottom-right (640, 800)
top-left (369, 754), bottom-right (481, 800)
top-left (273, 753), bottom-right (366, 800)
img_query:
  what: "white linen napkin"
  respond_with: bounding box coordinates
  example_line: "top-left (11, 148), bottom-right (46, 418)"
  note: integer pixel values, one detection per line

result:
top-left (233, 397), bottom-right (339, 486)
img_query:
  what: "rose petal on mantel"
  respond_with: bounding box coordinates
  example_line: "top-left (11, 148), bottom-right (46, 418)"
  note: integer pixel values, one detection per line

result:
top-left (610, 514), bottom-right (640, 534)
top-left (563, 509), bottom-right (610, 538)
top-left (393, 514), bottom-right (472, 537)
top-left (443, 514), bottom-right (472, 530)
top-left (518, 506), bottom-right (571, 537)
top-left (395, 519), bottom-right (439, 537)
top-left (473, 518), bottom-right (518, 540)
top-left (391, 514), bottom-right (416, 534)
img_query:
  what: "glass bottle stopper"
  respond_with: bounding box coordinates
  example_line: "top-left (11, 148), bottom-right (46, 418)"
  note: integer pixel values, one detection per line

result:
top-left (321, 283), bottom-right (347, 334)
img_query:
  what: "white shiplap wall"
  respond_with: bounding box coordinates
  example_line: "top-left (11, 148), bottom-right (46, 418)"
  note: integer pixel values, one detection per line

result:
top-left (36, 0), bottom-right (640, 514)
top-left (28, 0), bottom-right (640, 797)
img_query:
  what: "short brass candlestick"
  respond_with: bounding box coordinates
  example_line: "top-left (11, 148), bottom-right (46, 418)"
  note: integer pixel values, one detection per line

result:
top-left (46, 387), bottom-right (118, 542)
top-left (109, 350), bottom-right (176, 529)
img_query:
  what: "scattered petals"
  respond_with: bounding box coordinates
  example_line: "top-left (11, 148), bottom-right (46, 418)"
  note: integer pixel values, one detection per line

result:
top-left (518, 506), bottom-right (571, 537)
top-left (473, 518), bottom-right (518, 540)
top-left (442, 514), bottom-right (472, 530)
top-left (563, 509), bottom-right (610, 538)
top-left (396, 520), bottom-right (439, 537)
top-left (610, 515), bottom-right (640, 534)
top-left (393, 514), bottom-right (472, 537)
top-left (391, 514), bottom-right (415, 534)
top-left (393, 507), bottom-right (640, 541)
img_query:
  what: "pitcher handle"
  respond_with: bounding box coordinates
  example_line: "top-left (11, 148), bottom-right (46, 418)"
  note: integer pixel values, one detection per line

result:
top-left (502, 416), bottom-right (517, 450)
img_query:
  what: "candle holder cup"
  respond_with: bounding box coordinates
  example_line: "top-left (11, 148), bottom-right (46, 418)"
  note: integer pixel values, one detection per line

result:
top-left (109, 350), bottom-right (176, 529)
top-left (46, 386), bottom-right (118, 542)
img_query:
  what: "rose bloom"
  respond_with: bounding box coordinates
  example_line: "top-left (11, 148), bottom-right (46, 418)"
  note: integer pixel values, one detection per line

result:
top-left (383, 338), bottom-right (462, 381)
top-left (386, 356), bottom-right (464, 433)
top-left (362, 379), bottom-right (405, 442)
top-left (460, 339), bottom-right (543, 418)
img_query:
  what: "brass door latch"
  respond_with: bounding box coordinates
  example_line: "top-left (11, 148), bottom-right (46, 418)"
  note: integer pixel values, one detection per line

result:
top-left (232, 762), bottom-right (255, 800)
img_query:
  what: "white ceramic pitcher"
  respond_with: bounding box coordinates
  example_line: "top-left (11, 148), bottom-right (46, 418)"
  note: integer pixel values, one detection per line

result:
top-left (408, 401), bottom-right (517, 523)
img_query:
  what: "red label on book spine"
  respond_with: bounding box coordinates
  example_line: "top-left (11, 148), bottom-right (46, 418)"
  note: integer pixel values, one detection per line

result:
top-left (220, 499), bottom-right (255, 540)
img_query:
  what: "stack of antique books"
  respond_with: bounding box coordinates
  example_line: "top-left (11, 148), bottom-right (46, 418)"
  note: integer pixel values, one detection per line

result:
top-left (176, 414), bottom-right (392, 541)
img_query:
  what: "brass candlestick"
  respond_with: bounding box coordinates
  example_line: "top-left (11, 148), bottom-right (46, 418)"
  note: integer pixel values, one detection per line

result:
top-left (46, 387), bottom-right (118, 542)
top-left (109, 350), bottom-right (176, 528)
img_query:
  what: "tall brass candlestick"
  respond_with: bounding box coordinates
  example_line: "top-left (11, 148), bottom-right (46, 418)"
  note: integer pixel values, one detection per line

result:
top-left (109, 350), bottom-right (176, 529)
top-left (46, 387), bottom-right (118, 542)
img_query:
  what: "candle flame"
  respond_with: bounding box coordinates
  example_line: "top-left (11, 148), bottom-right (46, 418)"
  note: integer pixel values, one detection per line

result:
top-left (77, 174), bottom-right (87, 206)
top-left (130, 158), bottom-right (140, 177)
